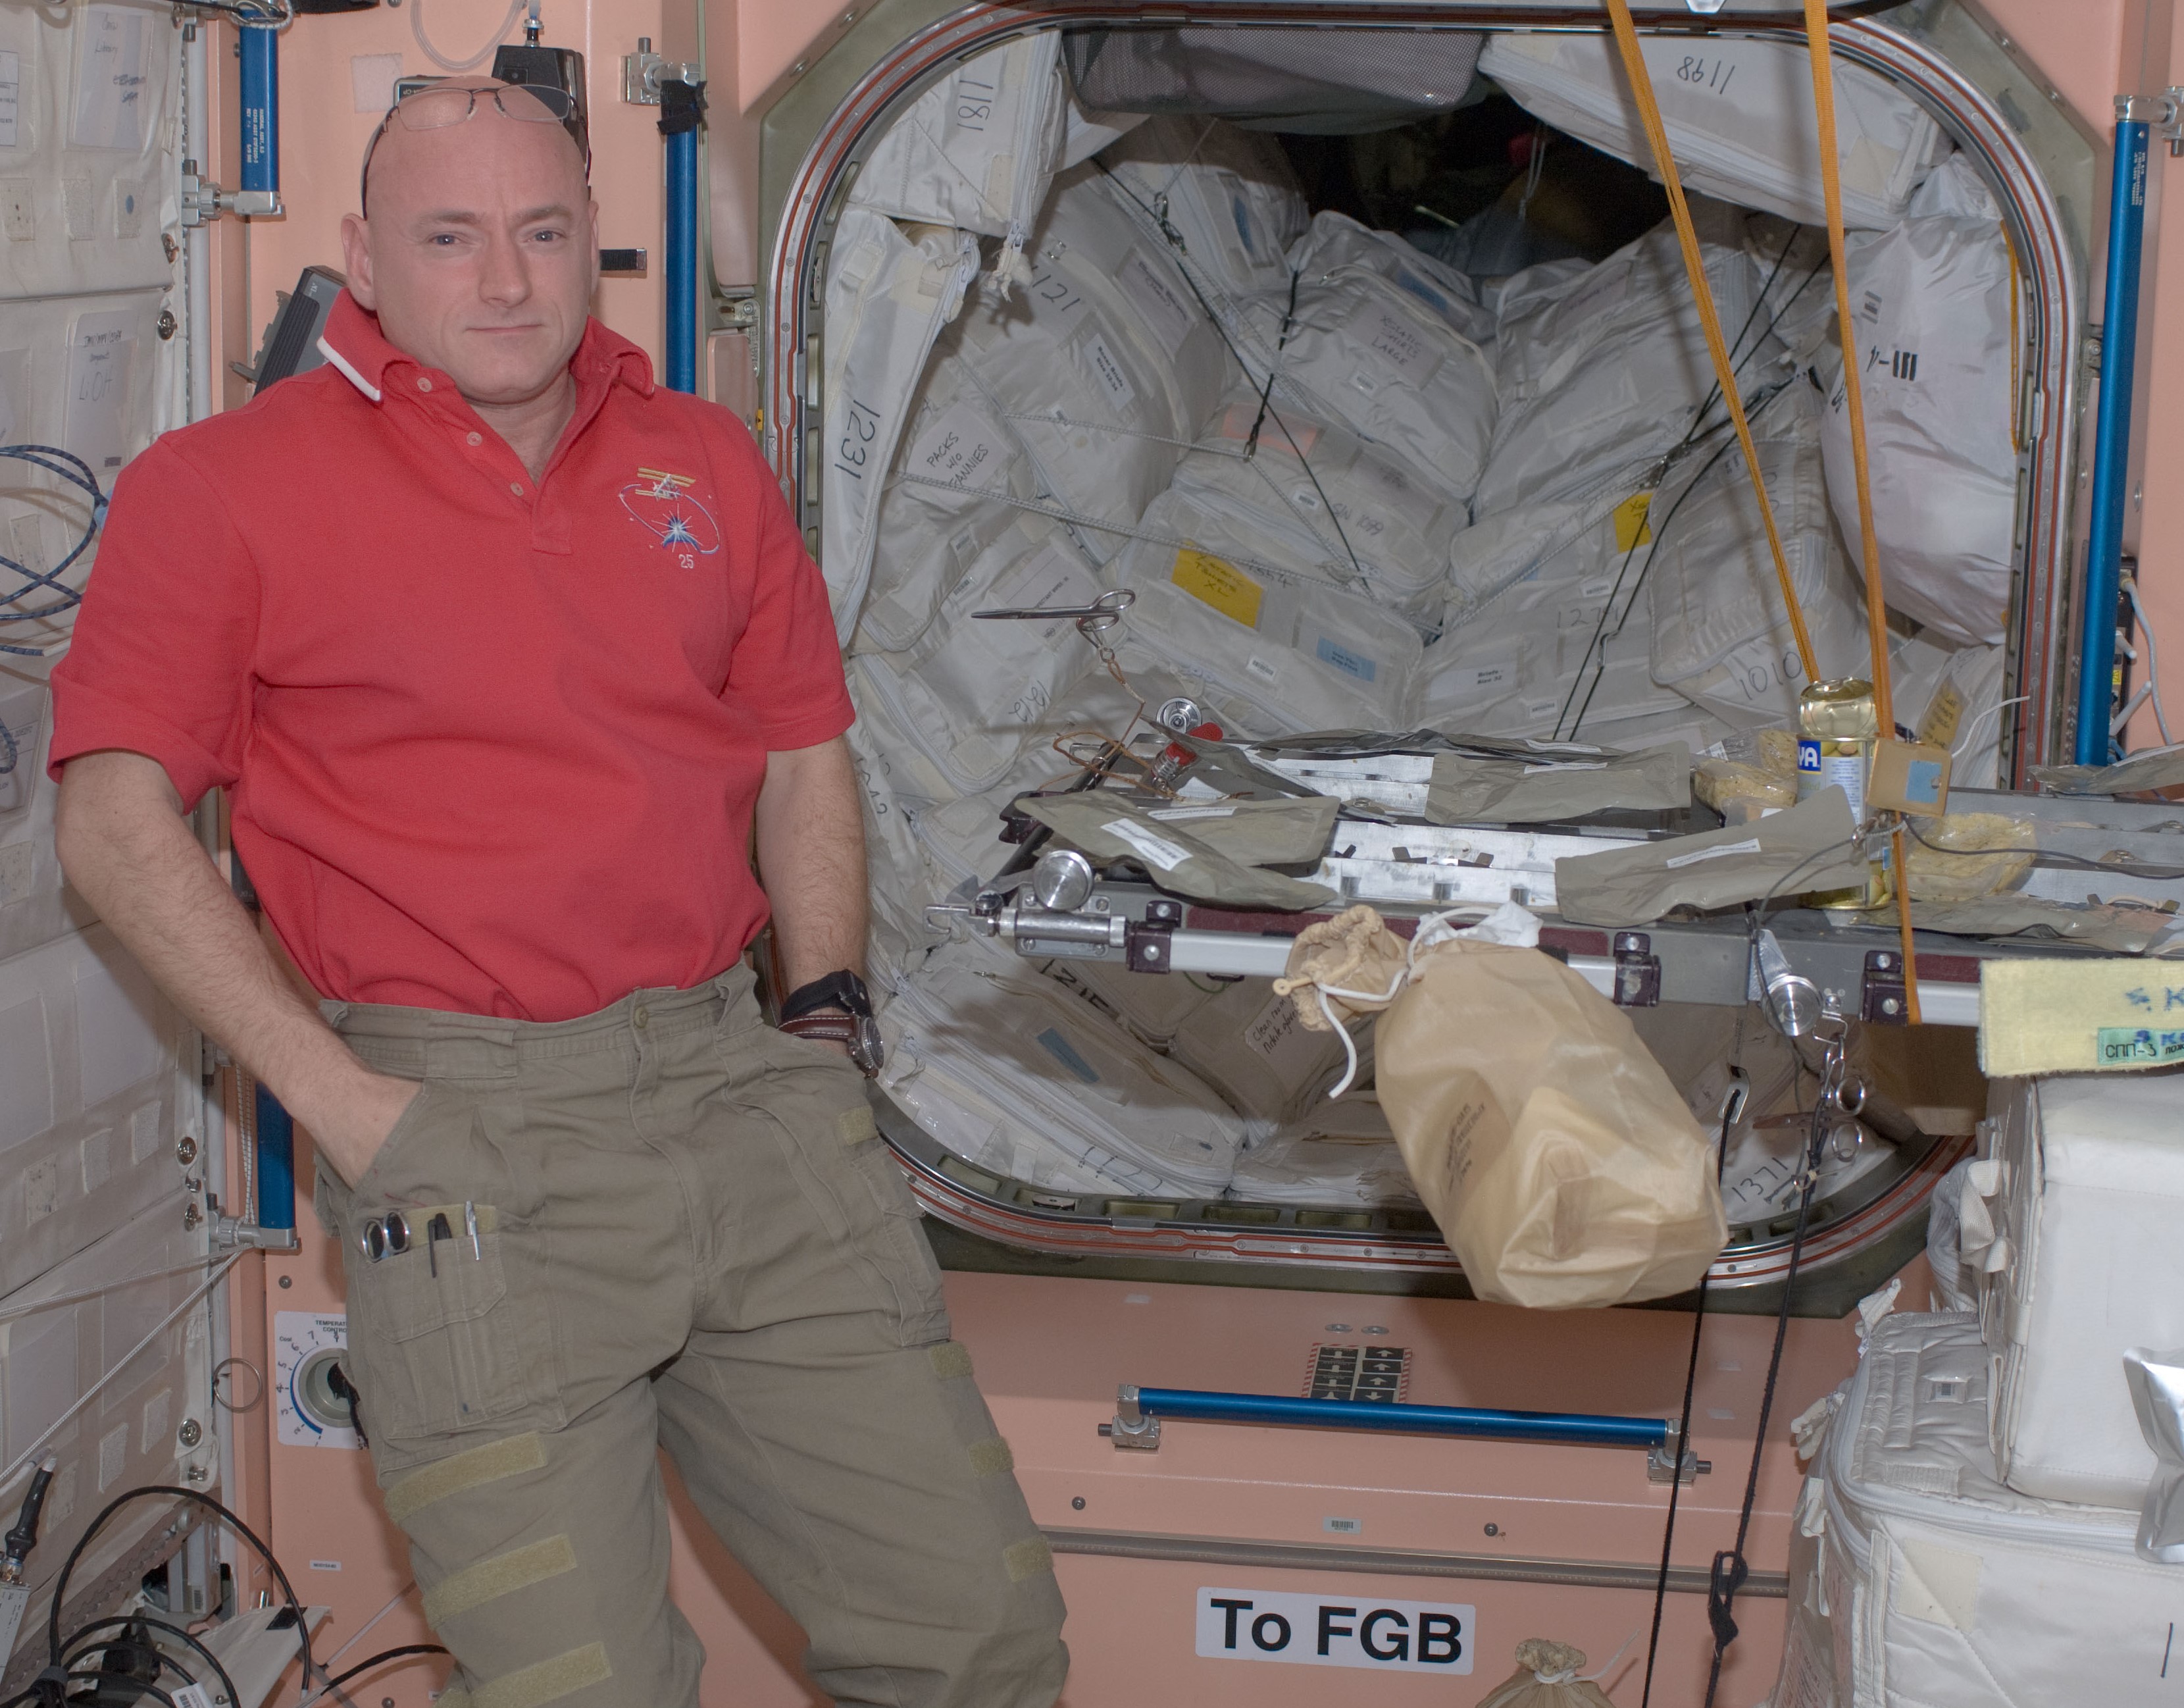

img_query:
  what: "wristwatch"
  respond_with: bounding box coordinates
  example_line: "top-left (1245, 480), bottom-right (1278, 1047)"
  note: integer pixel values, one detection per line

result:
top-left (776, 970), bottom-right (884, 1077)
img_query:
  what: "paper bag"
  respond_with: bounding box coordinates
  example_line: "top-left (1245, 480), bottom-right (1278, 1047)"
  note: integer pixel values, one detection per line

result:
top-left (1371, 936), bottom-right (1726, 1308)
top-left (1475, 1642), bottom-right (1617, 1708)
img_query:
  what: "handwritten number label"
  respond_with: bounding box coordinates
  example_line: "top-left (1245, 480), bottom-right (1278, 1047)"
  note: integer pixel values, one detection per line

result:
top-left (834, 396), bottom-right (881, 484)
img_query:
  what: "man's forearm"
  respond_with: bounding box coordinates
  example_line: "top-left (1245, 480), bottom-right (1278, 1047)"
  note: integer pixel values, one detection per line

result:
top-left (55, 750), bottom-right (411, 1179)
top-left (753, 735), bottom-right (869, 994)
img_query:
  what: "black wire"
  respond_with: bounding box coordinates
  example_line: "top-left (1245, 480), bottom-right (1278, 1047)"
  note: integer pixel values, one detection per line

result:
top-left (1702, 1085), bottom-right (1836, 1708)
top-left (1091, 159), bottom-right (1372, 593)
top-left (1898, 814), bottom-right (2184, 881)
top-left (1552, 240), bottom-right (1831, 741)
top-left (46, 1488), bottom-right (315, 1690)
top-left (308, 1642), bottom-right (451, 1698)
top-left (61, 1616), bottom-right (238, 1708)
top-left (1558, 427), bottom-right (1749, 740)
top-left (61, 1671), bottom-right (176, 1708)
top-left (1640, 1091), bottom-right (1737, 1708)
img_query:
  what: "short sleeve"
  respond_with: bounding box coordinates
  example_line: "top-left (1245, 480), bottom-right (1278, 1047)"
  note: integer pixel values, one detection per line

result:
top-left (47, 439), bottom-right (262, 808)
top-left (719, 420), bottom-right (855, 750)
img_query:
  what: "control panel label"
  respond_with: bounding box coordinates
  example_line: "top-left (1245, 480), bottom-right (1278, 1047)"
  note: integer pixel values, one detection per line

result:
top-left (1194, 1588), bottom-right (1473, 1673)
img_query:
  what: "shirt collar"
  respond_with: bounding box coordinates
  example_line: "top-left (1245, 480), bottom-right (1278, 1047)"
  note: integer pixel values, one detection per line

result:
top-left (315, 289), bottom-right (656, 407)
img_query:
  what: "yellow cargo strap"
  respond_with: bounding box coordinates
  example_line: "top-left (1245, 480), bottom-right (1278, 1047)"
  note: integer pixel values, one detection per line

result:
top-left (1801, 0), bottom-right (1923, 1018)
top-left (1600, 0), bottom-right (1819, 685)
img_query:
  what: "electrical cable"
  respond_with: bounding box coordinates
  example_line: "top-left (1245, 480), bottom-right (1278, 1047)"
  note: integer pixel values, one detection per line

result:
top-left (1638, 1091), bottom-right (1736, 1708)
top-left (2124, 577), bottom-right (2175, 747)
top-left (60, 1671), bottom-right (176, 1707)
top-left (61, 1617), bottom-right (238, 1708)
top-left (1604, 0), bottom-right (1819, 683)
top-left (44, 1488), bottom-right (315, 1699)
top-left (63, 1630), bottom-right (201, 1703)
top-left (1897, 813), bottom-right (2184, 881)
top-left (1553, 238), bottom-right (1828, 740)
top-left (0, 444), bottom-right (105, 660)
top-left (1092, 160), bottom-right (1372, 593)
top-left (1702, 1062), bottom-right (1839, 1708)
top-left (297, 1643), bottom-right (451, 1705)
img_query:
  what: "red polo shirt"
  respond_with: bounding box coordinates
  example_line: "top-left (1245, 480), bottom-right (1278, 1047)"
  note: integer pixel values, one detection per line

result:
top-left (50, 294), bottom-right (853, 1021)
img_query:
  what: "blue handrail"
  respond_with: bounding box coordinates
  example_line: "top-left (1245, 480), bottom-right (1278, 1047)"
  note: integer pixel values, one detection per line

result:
top-left (1130, 1385), bottom-right (1667, 1451)
top-left (2075, 109), bottom-right (2152, 764)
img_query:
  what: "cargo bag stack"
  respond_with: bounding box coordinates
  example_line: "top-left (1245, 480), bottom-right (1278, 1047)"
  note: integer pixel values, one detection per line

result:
top-left (1773, 1073), bottom-right (2184, 1707)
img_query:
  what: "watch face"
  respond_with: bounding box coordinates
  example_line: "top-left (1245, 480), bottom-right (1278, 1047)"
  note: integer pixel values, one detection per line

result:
top-left (851, 1016), bottom-right (885, 1074)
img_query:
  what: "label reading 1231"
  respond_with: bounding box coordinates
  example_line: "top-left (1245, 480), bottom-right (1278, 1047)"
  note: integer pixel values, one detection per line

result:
top-left (1194, 1587), bottom-right (1473, 1673)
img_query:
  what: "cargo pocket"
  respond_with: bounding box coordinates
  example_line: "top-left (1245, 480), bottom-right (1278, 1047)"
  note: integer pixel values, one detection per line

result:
top-left (750, 1033), bottom-right (952, 1349)
top-left (341, 1096), bottom-right (565, 1455)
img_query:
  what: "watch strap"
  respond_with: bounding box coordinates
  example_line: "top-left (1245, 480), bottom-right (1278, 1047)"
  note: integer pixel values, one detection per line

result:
top-left (777, 1012), bottom-right (880, 1077)
top-left (779, 970), bottom-right (872, 1022)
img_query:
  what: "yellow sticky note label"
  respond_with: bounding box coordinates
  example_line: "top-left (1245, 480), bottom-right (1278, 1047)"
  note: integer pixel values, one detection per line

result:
top-left (1917, 681), bottom-right (1968, 750)
top-left (1172, 546), bottom-right (1263, 629)
top-left (1612, 492), bottom-right (1654, 552)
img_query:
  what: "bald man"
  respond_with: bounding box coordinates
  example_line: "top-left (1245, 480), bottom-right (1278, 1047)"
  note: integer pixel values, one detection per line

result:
top-left (51, 82), bottom-right (1067, 1708)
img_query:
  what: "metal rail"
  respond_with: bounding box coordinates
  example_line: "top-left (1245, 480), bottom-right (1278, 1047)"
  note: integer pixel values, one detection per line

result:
top-left (1109, 1384), bottom-right (1678, 1461)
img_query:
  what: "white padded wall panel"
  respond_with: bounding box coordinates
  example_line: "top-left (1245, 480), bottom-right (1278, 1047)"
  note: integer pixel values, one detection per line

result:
top-left (0, 1197), bottom-right (215, 1626)
top-left (0, 0), bottom-right (179, 299)
top-left (0, 925), bottom-right (182, 1299)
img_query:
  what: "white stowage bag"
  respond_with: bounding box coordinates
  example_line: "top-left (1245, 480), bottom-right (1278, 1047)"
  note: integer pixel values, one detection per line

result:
top-left (1109, 486), bottom-right (1425, 736)
top-left (1096, 115), bottom-right (1311, 309)
top-left (1646, 386), bottom-right (1875, 731)
top-left (1821, 155), bottom-right (2019, 647)
top-left (849, 522), bottom-right (1107, 796)
top-left (1771, 1312), bottom-right (2184, 1708)
top-left (1234, 212), bottom-right (1499, 505)
top-left (848, 36), bottom-right (1068, 261)
top-left (1479, 31), bottom-right (1944, 231)
top-left (1420, 566), bottom-right (1691, 740)
top-left (821, 212), bottom-right (982, 639)
top-left (857, 349), bottom-right (1042, 654)
top-left (1478, 204), bottom-right (1771, 516)
top-left (1168, 394), bottom-right (1465, 625)
top-left (879, 939), bottom-right (1247, 1198)
top-left (944, 163), bottom-right (1238, 563)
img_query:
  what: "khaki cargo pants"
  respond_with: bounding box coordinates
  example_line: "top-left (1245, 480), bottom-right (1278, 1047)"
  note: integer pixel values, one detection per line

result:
top-left (315, 966), bottom-right (1067, 1708)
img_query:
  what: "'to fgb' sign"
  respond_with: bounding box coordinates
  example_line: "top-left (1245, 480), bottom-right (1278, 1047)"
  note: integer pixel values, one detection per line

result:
top-left (1194, 1588), bottom-right (1475, 1673)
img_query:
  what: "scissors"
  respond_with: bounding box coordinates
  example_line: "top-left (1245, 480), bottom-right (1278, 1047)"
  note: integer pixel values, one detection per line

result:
top-left (972, 588), bottom-right (1135, 634)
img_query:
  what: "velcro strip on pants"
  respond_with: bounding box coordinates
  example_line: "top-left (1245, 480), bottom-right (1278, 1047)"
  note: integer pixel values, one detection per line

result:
top-left (968, 1437), bottom-right (1015, 1478)
top-left (1004, 1536), bottom-right (1054, 1582)
top-left (386, 1433), bottom-right (548, 1525)
top-left (424, 1535), bottom-right (578, 1626)
top-left (473, 1642), bottom-right (613, 1708)
top-left (837, 1104), bottom-right (878, 1145)
top-left (929, 1341), bottom-right (974, 1380)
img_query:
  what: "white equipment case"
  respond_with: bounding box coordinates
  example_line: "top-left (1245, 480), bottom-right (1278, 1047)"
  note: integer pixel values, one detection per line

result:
top-left (1773, 1312), bottom-right (2184, 1708)
top-left (1969, 1073), bottom-right (2184, 1507)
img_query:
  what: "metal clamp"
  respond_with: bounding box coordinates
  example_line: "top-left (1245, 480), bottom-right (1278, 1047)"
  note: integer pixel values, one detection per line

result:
top-left (205, 1194), bottom-right (300, 1254)
top-left (1102, 1385), bottom-right (1163, 1451)
top-left (178, 159), bottom-right (279, 225)
top-left (2121, 90), bottom-right (2184, 154)
top-left (1647, 1422), bottom-right (1712, 1486)
top-left (1611, 931), bottom-right (1662, 1008)
top-left (622, 38), bottom-right (701, 105)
